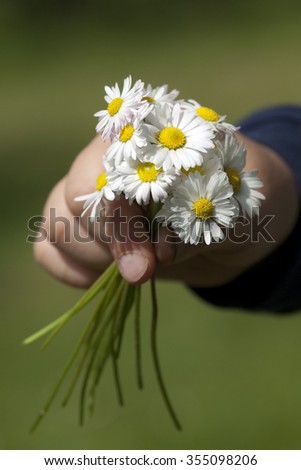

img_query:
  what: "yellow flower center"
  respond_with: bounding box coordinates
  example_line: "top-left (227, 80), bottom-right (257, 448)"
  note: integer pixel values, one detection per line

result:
top-left (193, 198), bottom-right (214, 219)
top-left (158, 126), bottom-right (186, 150)
top-left (120, 124), bottom-right (134, 142)
top-left (96, 173), bottom-right (107, 191)
top-left (142, 96), bottom-right (155, 103)
top-left (196, 106), bottom-right (219, 122)
top-left (107, 97), bottom-right (123, 116)
top-left (181, 165), bottom-right (204, 176)
top-left (137, 162), bottom-right (160, 182)
top-left (225, 167), bottom-right (241, 193)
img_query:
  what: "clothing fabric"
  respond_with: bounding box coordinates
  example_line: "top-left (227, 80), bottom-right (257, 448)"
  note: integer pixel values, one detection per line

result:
top-left (192, 105), bottom-right (301, 313)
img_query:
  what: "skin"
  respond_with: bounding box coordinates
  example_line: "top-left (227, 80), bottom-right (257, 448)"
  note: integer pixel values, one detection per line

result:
top-left (33, 132), bottom-right (300, 289)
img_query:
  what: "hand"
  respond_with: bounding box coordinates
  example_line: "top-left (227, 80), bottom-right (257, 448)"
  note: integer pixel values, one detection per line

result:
top-left (34, 133), bottom-right (299, 288)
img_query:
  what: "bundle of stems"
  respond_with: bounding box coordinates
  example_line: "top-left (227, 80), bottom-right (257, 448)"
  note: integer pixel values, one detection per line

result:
top-left (24, 262), bottom-right (181, 431)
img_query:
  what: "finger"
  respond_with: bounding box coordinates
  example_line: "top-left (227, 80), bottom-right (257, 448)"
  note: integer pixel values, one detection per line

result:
top-left (104, 196), bottom-right (156, 284)
top-left (33, 238), bottom-right (99, 288)
top-left (43, 178), bottom-right (113, 271)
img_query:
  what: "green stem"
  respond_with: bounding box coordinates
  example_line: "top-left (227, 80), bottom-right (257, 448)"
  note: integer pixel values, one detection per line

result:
top-left (28, 264), bottom-right (120, 431)
top-left (114, 285), bottom-right (135, 358)
top-left (110, 283), bottom-right (130, 407)
top-left (29, 314), bottom-right (94, 433)
top-left (111, 355), bottom-right (124, 406)
top-left (134, 285), bottom-right (143, 389)
top-left (150, 276), bottom-right (182, 431)
top-left (79, 280), bottom-right (126, 425)
top-left (61, 273), bottom-right (119, 408)
top-left (24, 262), bottom-right (118, 346)
top-left (87, 326), bottom-right (112, 418)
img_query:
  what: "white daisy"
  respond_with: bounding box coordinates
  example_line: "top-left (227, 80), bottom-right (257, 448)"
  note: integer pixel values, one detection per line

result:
top-left (157, 172), bottom-right (237, 245)
top-left (182, 100), bottom-right (238, 135)
top-left (110, 156), bottom-right (178, 206)
top-left (74, 172), bottom-right (115, 220)
top-left (217, 134), bottom-right (265, 217)
top-left (105, 117), bottom-right (148, 165)
top-left (94, 76), bottom-right (149, 141)
top-left (145, 103), bottom-right (215, 172)
top-left (179, 150), bottom-right (223, 180)
top-left (142, 84), bottom-right (179, 106)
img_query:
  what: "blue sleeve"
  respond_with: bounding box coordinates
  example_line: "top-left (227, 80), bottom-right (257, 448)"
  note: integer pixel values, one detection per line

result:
top-left (191, 105), bottom-right (301, 313)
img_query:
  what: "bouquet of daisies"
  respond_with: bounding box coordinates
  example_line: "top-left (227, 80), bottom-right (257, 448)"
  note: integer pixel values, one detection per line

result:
top-left (24, 76), bottom-right (264, 431)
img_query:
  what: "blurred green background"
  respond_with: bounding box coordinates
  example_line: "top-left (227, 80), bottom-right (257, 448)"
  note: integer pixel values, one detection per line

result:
top-left (1, 0), bottom-right (301, 450)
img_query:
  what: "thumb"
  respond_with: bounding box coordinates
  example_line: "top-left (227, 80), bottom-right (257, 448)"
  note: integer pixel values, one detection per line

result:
top-left (65, 135), bottom-right (156, 284)
top-left (104, 196), bottom-right (156, 284)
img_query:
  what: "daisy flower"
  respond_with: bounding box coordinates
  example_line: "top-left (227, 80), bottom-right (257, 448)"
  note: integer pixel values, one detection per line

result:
top-left (217, 134), bottom-right (265, 217)
top-left (180, 150), bottom-right (223, 179)
top-left (105, 117), bottom-right (148, 165)
top-left (182, 100), bottom-right (238, 135)
top-left (142, 84), bottom-right (179, 106)
top-left (74, 172), bottom-right (115, 220)
top-left (157, 172), bottom-right (238, 245)
top-left (94, 76), bottom-right (149, 141)
top-left (110, 156), bottom-right (178, 206)
top-left (145, 103), bottom-right (215, 171)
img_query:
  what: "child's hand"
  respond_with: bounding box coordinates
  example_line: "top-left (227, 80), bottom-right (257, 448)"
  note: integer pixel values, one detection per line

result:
top-left (34, 133), bottom-right (299, 288)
